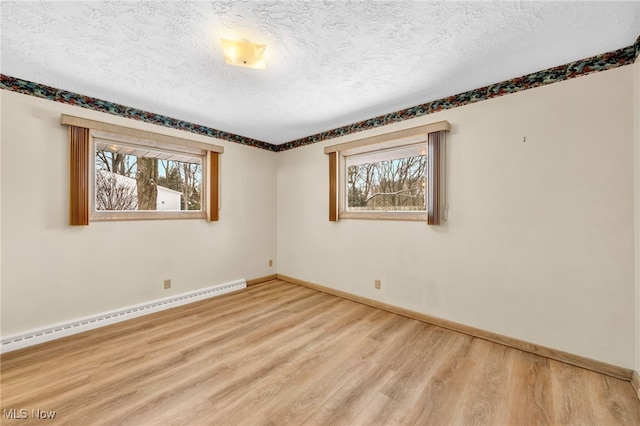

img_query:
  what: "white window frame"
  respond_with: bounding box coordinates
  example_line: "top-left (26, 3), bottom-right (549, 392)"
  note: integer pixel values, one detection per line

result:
top-left (325, 121), bottom-right (449, 223)
top-left (90, 130), bottom-right (208, 221)
top-left (339, 137), bottom-right (428, 221)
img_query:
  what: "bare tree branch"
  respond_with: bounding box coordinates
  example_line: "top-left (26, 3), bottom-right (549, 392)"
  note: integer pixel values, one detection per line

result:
top-left (95, 171), bottom-right (138, 210)
top-left (366, 189), bottom-right (419, 202)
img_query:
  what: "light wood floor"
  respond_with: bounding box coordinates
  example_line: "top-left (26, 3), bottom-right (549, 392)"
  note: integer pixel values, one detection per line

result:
top-left (1, 280), bottom-right (639, 425)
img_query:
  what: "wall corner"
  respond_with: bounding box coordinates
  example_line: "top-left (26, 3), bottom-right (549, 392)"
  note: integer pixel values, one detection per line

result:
top-left (634, 55), bottom-right (640, 376)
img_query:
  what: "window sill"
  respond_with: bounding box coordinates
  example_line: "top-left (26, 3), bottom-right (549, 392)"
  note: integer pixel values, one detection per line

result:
top-left (90, 211), bottom-right (207, 221)
top-left (339, 211), bottom-right (426, 221)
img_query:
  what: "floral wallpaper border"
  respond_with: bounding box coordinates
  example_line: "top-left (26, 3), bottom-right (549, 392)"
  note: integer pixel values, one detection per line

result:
top-left (2, 35), bottom-right (638, 153)
top-left (0, 74), bottom-right (278, 152)
top-left (278, 36), bottom-right (640, 151)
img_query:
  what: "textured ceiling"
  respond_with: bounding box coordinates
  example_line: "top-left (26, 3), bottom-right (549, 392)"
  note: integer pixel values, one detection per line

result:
top-left (1, 1), bottom-right (639, 144)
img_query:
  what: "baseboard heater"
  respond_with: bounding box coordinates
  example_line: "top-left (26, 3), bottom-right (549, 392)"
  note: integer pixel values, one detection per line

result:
top-left (1, 279), bottom-right (246, 354)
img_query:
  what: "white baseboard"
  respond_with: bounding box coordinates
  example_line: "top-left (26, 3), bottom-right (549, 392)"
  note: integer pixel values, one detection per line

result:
top-left (1, 279), bottom-right (246, 354)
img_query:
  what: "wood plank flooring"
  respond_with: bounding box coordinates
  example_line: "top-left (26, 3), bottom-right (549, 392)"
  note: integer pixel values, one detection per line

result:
top-left (1, 280), bottom-right (639, 425)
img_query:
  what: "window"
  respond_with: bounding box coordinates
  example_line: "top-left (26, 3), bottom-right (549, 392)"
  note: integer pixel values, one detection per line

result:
top-left (345, 143), bottom-right (426, 213)
top-left (92, 132), bottom-right (205, 219)
top-left (62, 115), bottom-right (223, 225)
top-left (325, 121), bottom-right (449, 223)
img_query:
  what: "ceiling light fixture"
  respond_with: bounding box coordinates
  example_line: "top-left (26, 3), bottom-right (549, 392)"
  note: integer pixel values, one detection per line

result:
top-left (221, 38), bottom-right (266, 70)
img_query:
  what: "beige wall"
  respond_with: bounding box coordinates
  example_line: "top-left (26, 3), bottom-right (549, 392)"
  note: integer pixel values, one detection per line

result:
top-left (1, 63), bottom-right (637, 370)
top-left (278, 66), bottom-right (636, 368)
top-left (0, 90), bottom-right (277, 335)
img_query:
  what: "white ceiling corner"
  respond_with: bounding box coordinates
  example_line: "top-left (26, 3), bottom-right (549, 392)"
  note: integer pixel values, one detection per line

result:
top-left (1, 1), bottom-right (639, 144)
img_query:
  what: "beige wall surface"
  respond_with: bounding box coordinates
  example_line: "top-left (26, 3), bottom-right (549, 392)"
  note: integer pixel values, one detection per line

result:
top-left (0, 90), bottom-right (277, 336)
top-left (278, 66), bottom-right (636, 368)
top-left (1, 63), bottom-right (637, 370)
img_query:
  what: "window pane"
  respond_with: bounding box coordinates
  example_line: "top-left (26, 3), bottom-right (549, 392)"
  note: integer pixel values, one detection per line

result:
top-left (95, 142), bottom-right (202, 211)
top-left (345, 143), bottom-right (426, 212)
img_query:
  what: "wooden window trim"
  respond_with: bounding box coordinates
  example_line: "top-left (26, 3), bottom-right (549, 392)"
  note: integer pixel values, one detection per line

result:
top-left (91, 211), bottom-right (207, 221)
top-left (339, 212), bottom-right (426, 221)
top-left (63, 116), bottom-right (222, 224)
top-left (427, 131), bottom-right (441, 225)
top-left (61, 115), bottom-right (223, 154)
top-left (328, 152), bottom-right (337, 221)
top-left (209, 151), bottom-right (220, 222)
top-left (69, 126), bottom-right (90, 226)
top-left (324, 121), bottom-right (449, 155)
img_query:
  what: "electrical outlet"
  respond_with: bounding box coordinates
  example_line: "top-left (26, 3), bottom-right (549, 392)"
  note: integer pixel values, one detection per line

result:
top-left (164, 279), bottom-right (171, 289)
top-left (269, 259), bottom-right (273, 267)
top-left (375, 279), bottom-right (381, 289)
